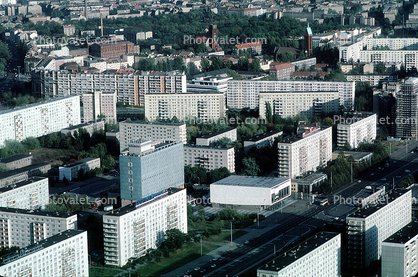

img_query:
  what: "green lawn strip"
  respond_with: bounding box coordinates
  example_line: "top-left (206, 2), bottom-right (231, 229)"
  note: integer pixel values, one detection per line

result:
top-left (205, 229), bottom-right (248, 243)
top-left (89, 267), bottom-right (124, 277)
top-left (135, 242), bottom-right (218, 276)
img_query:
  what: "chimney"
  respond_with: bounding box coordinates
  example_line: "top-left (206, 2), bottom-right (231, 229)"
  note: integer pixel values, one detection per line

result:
top-left (85, 0), bottom-right (88, 20)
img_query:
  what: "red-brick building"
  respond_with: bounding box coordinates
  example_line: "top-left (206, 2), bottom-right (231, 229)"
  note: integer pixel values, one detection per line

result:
top-left (89, 40), bottom-right (134, 59)
top-left (269, 63), bottom-right (295, 80)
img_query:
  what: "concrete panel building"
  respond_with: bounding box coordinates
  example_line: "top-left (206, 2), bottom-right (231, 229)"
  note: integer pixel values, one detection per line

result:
top-left (259, 91), bottom-right (340, 119)
top-left (61, 120), bottom-right (105, 138)
top-left (119, 121), bottom-right (187, 151)
top-left (81, 90), bottom-right (117, 124)
top-left (336, 113), bottom-right (377, 149)
top-left (119, 140), bottom-right (184, 203)
top-left (210, 176), bottom-right (291, 211)
top-left (59, 157), bottom-right (101, 181)
top-left (187, 76), bottom-right (232, 95)
top-left (0, 96), bottom-right (81, 147)
top-left (0, 230), bottom-right (88, 277)
top-left (196, 127), bottom-right (237, 146)
top-left (0, 163), bottom-right (51, 188)
top-left (184, 145), bottom-right (235, 173)
top-left (0, 154), bottom-right (32, 170)
top-left (0, 177), bottom-right (49, 210)
top-left (277, 126), bottom-right (332, 178)
top-left (257, 232), bottom-right (341, 277)
top-left (346, 189), bottom-right (412, 269)
top-left (396, 78), bottom-right (418, 139)
top-left (243, 130), bottom-right (283, 153)
top-left (0, 207), bottom-right (77, 248)
top-left (103, 188), bottom-right (187, 266)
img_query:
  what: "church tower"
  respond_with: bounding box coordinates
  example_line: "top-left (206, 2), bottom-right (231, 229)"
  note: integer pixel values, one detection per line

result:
top-left (304, 23), bottom-right (313, 57)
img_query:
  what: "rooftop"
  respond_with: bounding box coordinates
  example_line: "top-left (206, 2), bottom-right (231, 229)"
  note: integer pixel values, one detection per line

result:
top-left (270, 63), bottom-right (294, 70)
top-left (337, 113), bottom-right (376, 125)
top-left (213, 175), bottom-right (289, 188)
top-left (279, 126), bottom-right (331, 144)
top-left (0, 206), bottom-right (75, 218)
top-left (122, 120), bottom-right (185, 127)
top-left (0, 177), bottom-right (47, 194)
top-left (0, 154), bottom-right (31, 164)
top-left (185, 144), bottom-right (233, 150)
top-left (383, 221), bottom-right (418, 245)
top-left (245, 130), bottom-right (283, 142)
top-left (0, 163), bottom-right (50, 180)
top-left (199, 127), bottom-right (236, 139)
top-left (259, 232), bottom-right (340, 273)
top-left (0, 96), bottom-right (79, 116)
top-left (347, 189), bottom-right (410, 218)
top-left (291, 173), bottom-right (327, 185)
top-left (60, 157), bottom-right (99, 168)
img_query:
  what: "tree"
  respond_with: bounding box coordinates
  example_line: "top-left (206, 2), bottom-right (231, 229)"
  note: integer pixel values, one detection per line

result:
top-left (211, 57), bottom-right (225, 70)
top-left (375, 62), bottom-right (386, 74)
top-left (200, 57), bottom-right (210, 72)
top-left (265, 102), bottom-right (273, 123)
top-left (227, 70), bottom-right (240, 79)
top-left (163, 229), bottom-right (185, 250)
top-left (173, 56), bottom-right (187, 74)
top-left (242, 157), bottom-right (260, 176)
top-left (249, 59), bottom-right (261, 72)
top-left (208, 167), bottom-right (231, 183)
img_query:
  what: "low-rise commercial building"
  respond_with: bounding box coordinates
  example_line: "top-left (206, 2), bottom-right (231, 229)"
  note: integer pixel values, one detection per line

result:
top-left (61, 121), bottom-right (105, 138)
top-left (336, 113), bottom-right (377, 149)
top-left (59, 158), bottom-right (101, 181)
top-left (196, 127), bottom-right (237, 146)
top-left (0, 163), bottom-right (51, 188)
top-left (0, 154), bottom-right (32, 170)
top-left (291, 173), bottom-right (327, 194)
top-left (184, 145), bottom-right (235, 173)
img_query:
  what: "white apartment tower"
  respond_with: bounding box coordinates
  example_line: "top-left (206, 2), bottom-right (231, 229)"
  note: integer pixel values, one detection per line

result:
top-left (187, 76), bottom-right (232, 94)
top-left (103, 188), bottom-right (187, 267)
top-left (337, 113), bottom-right (377, 149)
top-left (277, 126), bottom-right (332, 178)
top-left (184, 145), bottom-right (235, 172)
top-left (396, 78), bottom-right (418, 139)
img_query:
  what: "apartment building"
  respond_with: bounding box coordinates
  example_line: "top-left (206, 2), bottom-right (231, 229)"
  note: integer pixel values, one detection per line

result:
top-left (59, 157), bottom-right (101, 181)
top-left (227, 80), bottom-right (355, 110)
top-left (269, 63), bottom-right (295, 80)
top-left (336, 113), bottom-right (377, 149)
top-left (0, 96), bottom-right (81, 147)
top-left (396, 78), bottom-right (418, 139)
top-left (0, 154), bottom-right (32, 170)
top-left (233, 42), bottom-right (263, 55)
top-left (243, 130), bottom-right (283, 153)
top-left (184, 145), bottom-right (235, 172)
top-left (103, 188), bottom-right (187, 266)
top-left (61, 121), bottom-right (105, 138)
top-left (144, 93), bottom-right (225, 122)
top-left (382, 220), bottom-right (418, 277)
top-left (0, 230), bottom-right (88, 277)
top-left (119, 140), bottom-right (184, 203)
top-left (259, 91), bottom-right (340, 119)
top-left (257, 232), bottom-right (341, 277)
top-left (346, 189), bottom-right (412, 269)
top-left (0, 177), bottom-right (49, 210)
top-left (119, 121), bottom-right (187, 151)
top-left (277, 126), bottom-right (332, 178)
top-left (89, 40), bottom-right (135, 59)
top-left (0, 207), bottom-right (77, 248)
top-left (196, 127), bottom-right (237, 146)
top-left (0, 163), bottom-right (51, 188)
top-left (187, 76), bottom-right (232, 95)
top-left (81, 90), bottom-right (117, 123)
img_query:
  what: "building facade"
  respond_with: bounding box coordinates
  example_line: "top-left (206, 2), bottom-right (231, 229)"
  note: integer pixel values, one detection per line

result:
top-left (0, 230), bottom-right (88, 277)
top-left (243, 130), bottom-right (283, 153)
top-left (277, 126), bottom-right (333, 178)
top-left (259, 91), bottom-right (340, 119)
top-left (103, 188), bottom-right (187, 266)
top-left (59, 157), bottom-right (101, 181)
top-left (144, 93), bottom-right (225, 122)
top-left (346, 189), bottom-right (412, 268)
top-left (396, 78), bottom-right (418, 139)
top-left (196, 127), bottom-right (237, 146)
top-left (187, 76), bottom-right (232, 95)
top-left (337, 113), bottom-right (377, 149)
top-left (0, 96), bottom-right (81, 147)
top-left (89, 40), bottom-right (135, 59)
top-left (227, 80), bottom-right (355, 111)
top-left (0, 154), bottom-right (32, 170)
top-left (269, 63), bottom-right (295, 80)
top-left (184, 145), bottom-right (235, 173)
top-left (81, 90), bottom-right (117, 123)
top-left (0, 163), bottom-right (51, 188)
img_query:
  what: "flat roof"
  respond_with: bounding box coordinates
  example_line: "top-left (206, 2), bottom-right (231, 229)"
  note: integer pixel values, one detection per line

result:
top-left (279, 126), bottom-right (331, 144)
top-left (383, 221), bottom-right (418, 245)
top-left (122, 120), bottom-right (185, 127)
top-left (337, 113), bottom-right (376, 125)
top-left (259, 90), bottom-right (339, 94)
top-left (0, 154), bottom-right (31, 164)
top-left (332, 151), bottom-right (372, 160)
top-left (184, 145), bottom-right (233, 150)
top-left (0, 206), bottom-right (75, 218)
top-left (347, 189), bottom-right (410, 218)
top-left (104, 188), bottom-right (184, 217)
top-left (213, 175), bottom-right (289, 188)
top-left (0, 177), bottom-right (47, 193)
top-left (0, 96), bottom-right (79, 116)
top-left (199, 127), bottom-right (236, 139)
top-left (245, 130), bottom-right (283, 142)
top-left (61, 157), bottom-right (99, 168)
top-left (0, 163), bottom-right (50, 180)
top-left (259, 232), bottom-right (340, 272)
top-left (291, 173), bottom-right (327, 184)
top-left (61, 120), bottom-right (104, 131)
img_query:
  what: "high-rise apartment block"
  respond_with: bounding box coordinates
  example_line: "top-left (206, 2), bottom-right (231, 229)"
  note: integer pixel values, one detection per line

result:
top-left (227, 80), bottom-right (355, 111)
top-left (119, 140), bottom-right (184, 203)
top-left (0, 207), bottom-right (77, 248)
top-left (396, 78), bottom-right (418, 139)
top-left (31, 70), bottom-right (186, 106)
top-left (184, 145), bottom-right (235, 172)
top-left (81, 90), bottom-right (117, 123)
top-left (336, 113), bottom-right (377, 149)
top-left (382, 220), bottom-right (418, 277)
top-left (103, 188), bottom-right (187, 266)
top-left (257, 232), bottom-right (341, 277)
top-left (0, 96), bottom-right (81, 147)
top-left (144, 92), bottom-right (225, 122)
top-left (0, 177), bottom-right (49, 210)
top-left (119, 121), bottom-right (187, 151)
top-left (259, 91), bottom-right (340, 119)
top-left (346, 189), bottom-right (412, 269)
top-left (187, 76), bottom-right (232, 95)
top-left (277, 125), bottom-right (332, 178)
top-left (0, 230), bottom-right (89, 277)
top-left (196, 127), bottom-right (237, 146)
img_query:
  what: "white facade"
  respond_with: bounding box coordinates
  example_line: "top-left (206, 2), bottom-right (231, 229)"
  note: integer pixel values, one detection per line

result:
top-left (184, 145), bottom-right (235, 173)
top-left (259, 91), bottom-right (340, 119)
top-left (210, 176), bottom-right (291, 210)
top-left (0, 230), bottom-right (88, 277)
top-left (337, 113), bottom-right (377, 149)
top-left (257, 232), bottom-right (341, 277)
top-left (0, 96), bottom-right (81, 147)
top-left (382, 221), bottom-right (418, 277)
top-left (277, 127), bottom-right (333, 178)
top-left (81, 90), bottom-right (117, 124)
top-left (196, 127), bottom-right (237, 146)
top-left (119, 121), bottom-right (187, 151)
top-left (0, 208), bottom-right (77, 248)
top-left (103, 188), bottom-right (187, 267)
top-left (227, 80), bottom-right (355, 111)
top-left (0, 177), bottom-right (49, 210)
top-left (346, 189), bottom-right (412, 268)
top-left (59, 157), bottom-right (101, 181)
top-left (187, 76), bottom-right (232, 94)
top-left (144, 93), bottom-right (225, 122)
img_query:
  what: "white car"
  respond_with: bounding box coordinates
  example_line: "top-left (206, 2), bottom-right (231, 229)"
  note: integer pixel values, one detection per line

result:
top-left (406, 170), bottom-right (411, 173)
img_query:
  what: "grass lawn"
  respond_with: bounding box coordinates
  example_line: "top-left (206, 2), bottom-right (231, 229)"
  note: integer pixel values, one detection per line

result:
top-left (89, 267), bottom-right (124, 277)
top-left (134, 242), bottom-right (218, 276)
top-left (205, 229), bottom-right (248, 243)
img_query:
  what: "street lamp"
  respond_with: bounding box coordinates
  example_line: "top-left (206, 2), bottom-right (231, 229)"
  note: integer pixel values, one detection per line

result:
top-left (230, 221), bottom-right (233, 248)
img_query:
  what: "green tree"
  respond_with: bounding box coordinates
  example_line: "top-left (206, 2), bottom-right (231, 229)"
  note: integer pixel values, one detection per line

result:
top-left (163, 228), bottom-right (185, 250)
top-left (375, 62), bottom-right (386, 74)
top-left (265, 102), bottom-right (273, 123)
top-left (208, 167), bottom-right (231, 183)
top-left (211, 57), bottom-right (225, 70)
top-left (173, 56), bottom-right (187, 73)
top-left (249, 59), bottom-right (261, 72)
top-left (227, 70), bottom-right (240, 79)
top-left (242, 157), bottom-right (260, 176)
top-left (200, 57), bottom-right (210, 72)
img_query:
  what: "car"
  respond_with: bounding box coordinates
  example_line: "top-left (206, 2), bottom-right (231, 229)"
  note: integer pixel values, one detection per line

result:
top-left (238, 244), bottom-right (243, 248)
top-left (396, 176), bottom-right (402, 178)
top-left (200, 269), bottom-right (206, 273)
top-left (393, 161), bottom-right (397, 163)
top-left (406, 170), bottom-right (411, 173)
top-left (412, 151), bottom-right (415, 153)
top-left (334, 217), bottom-right (339, 220)
top-left (381, 178), bottom-right (386, 181)
top-left (218, 257), bottom-right (224, 261)
top-left (244, 240), bottom-right (249, 245)
top-left (211, 264), bottom-right (216, 268)
top-left (194, 267), bottom-right (200, 271)
top-left (213, 257), bottom-right (218, 261)
top-left (371, 173), bottom-right (374, 176)
top-left (357, 180), bottom-right (362, 183)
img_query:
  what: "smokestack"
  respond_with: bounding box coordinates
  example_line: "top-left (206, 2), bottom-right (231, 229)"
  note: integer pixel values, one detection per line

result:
top-left (85, 0), bottom-right (88, 20)
top-left (100, 14), bottom-right (103, 37)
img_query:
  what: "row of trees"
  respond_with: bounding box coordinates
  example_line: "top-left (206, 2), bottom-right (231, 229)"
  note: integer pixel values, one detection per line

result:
top-left (0, 42), bottom-right (11, 76)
